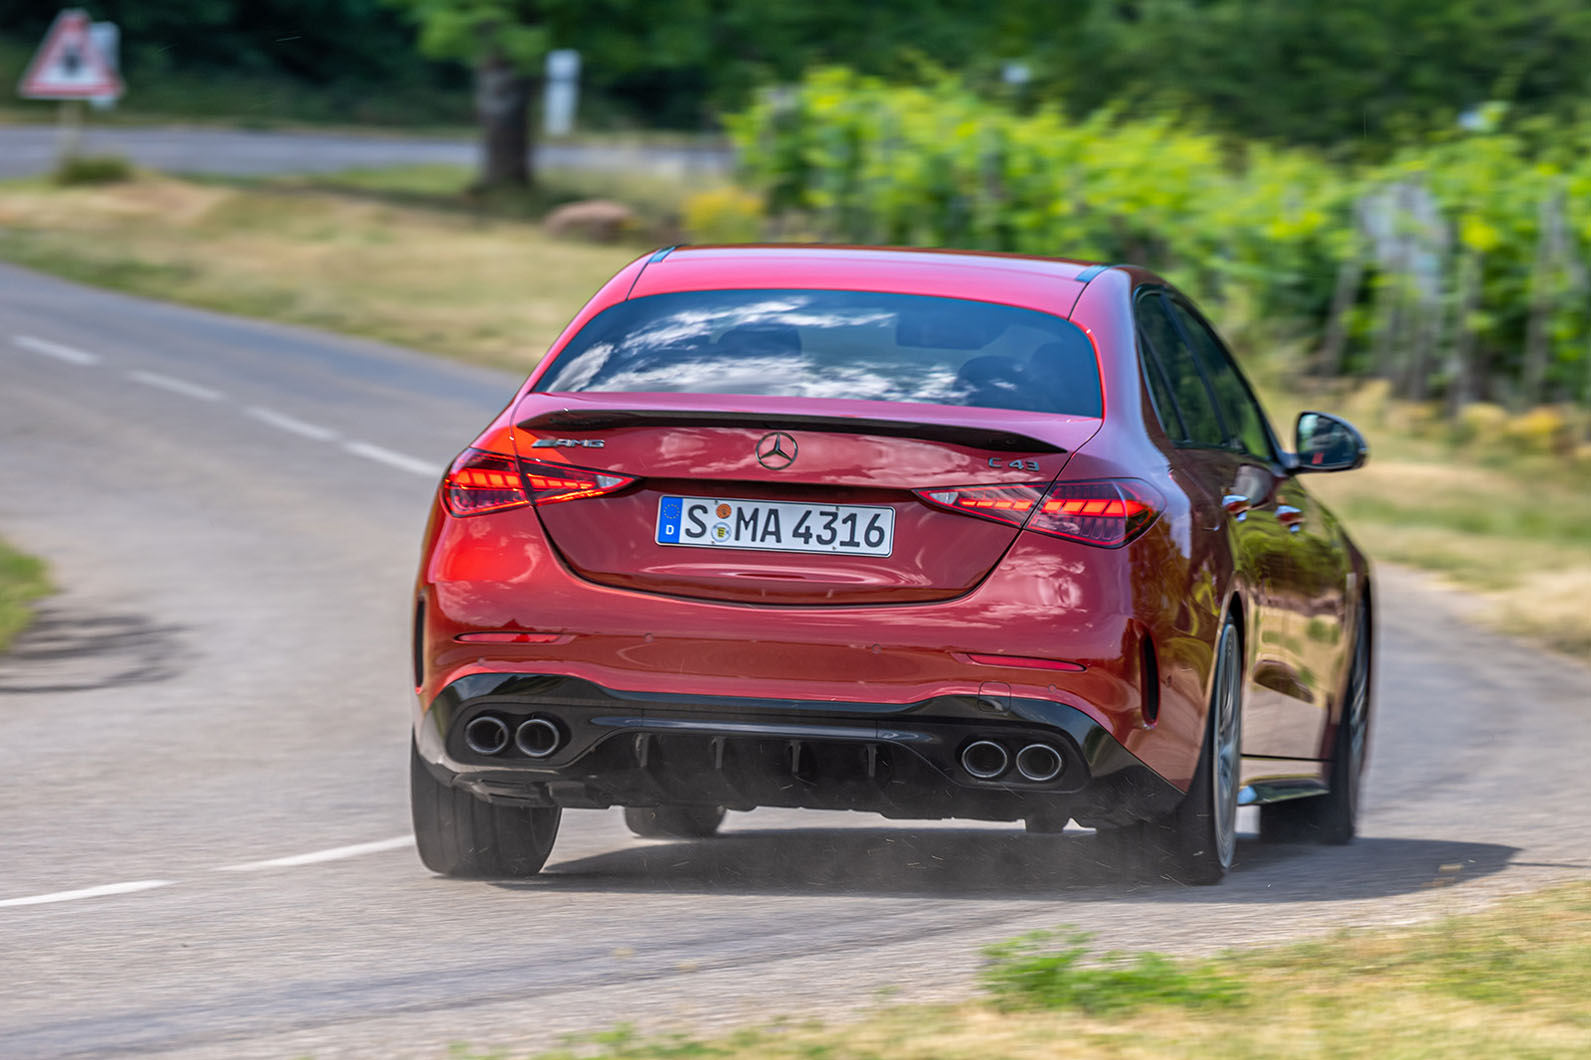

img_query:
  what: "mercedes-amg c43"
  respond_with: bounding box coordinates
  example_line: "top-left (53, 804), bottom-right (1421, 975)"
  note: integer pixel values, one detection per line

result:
top-left (410, 246), bottom-right (1373, 885)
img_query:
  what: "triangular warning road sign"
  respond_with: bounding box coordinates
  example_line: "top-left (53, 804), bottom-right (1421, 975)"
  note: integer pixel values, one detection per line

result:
top-left (19, 9), bottom-right (124, 101)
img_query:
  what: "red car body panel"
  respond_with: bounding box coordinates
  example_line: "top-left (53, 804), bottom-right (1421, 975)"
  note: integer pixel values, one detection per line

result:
top-left (412, 246), bottom-right (1370, 825)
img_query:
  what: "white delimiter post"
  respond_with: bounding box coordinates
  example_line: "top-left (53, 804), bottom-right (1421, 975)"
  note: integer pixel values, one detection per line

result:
top-left (544, 49), bottom-right (581, 138)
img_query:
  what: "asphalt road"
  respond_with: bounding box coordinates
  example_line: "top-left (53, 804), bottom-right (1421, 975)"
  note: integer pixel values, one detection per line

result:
top-left (1, 261), bottom-right (1588, 1059)
top-left (0, 124), bottom-right (730, 180)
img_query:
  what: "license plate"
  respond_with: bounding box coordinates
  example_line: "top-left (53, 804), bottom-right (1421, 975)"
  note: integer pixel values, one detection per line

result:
top-left (656, 496), bottom-right (894, 556)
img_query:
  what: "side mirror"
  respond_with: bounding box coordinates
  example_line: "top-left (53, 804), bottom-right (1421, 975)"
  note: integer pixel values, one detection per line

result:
top-left (1291, 411), bottom-right (1367, 473)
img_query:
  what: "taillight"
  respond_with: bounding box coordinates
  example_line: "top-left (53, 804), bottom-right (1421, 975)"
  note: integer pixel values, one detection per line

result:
top-left (916, 478), bottom-right (1161, 548)
top-left (442, 451), bottom-right (635, 516)
top-left (444, 449), bottom-right (528, 516)
top-left (918, 483), bottom-right (1048, 527)
top-left (1026, 479), bottom-right (1161, 547)
top-left (518, 460), bottom-right (635, 504)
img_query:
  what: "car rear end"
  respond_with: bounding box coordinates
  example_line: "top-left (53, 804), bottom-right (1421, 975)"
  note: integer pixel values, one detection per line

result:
top-left (412, 253), bottom-right (1187, 830)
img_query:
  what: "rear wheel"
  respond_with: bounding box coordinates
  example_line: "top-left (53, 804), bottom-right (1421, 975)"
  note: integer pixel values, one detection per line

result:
top-left (623, 805), bottom-right (726, 839)
top-left (1095, 617), bottom-right (1243, 885)
top-left (1261, 598), bottom-right (1371, 845)
top-left (410, 739), bottom-right (561, 877)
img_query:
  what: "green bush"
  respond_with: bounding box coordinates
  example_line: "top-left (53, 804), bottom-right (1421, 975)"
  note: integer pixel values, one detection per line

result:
top-left (682, 187), bottom-right (765, 243)
top-left (729, 69), bottom-right (1591, 413)
top-left (52, 155), bottom-right (134, 186)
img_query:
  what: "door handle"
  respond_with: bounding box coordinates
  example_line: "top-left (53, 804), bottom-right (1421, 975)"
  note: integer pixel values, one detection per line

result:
top-left (1276, 504), bottom-right (1305, 532)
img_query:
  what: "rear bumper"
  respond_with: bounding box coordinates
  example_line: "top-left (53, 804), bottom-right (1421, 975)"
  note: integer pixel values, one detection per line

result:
top-left (414, 674), bottom-right (1183, 827)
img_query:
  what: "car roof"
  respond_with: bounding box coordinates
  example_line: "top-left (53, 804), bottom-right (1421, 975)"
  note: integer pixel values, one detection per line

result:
top-left (626, 245), bottom-right (1106, 318)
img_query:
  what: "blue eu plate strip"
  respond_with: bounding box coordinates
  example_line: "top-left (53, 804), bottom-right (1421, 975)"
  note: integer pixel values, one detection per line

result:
top-left (657, 496), bottom-right (683, 543)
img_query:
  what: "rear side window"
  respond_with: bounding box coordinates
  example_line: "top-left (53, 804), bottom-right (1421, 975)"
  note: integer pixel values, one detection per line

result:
top-left (1167, 299), bottom-right (1277, 460)
top-left (534, 289), bottom-right (1104, 417)
top-left (1135, 295), bottom-right (1226, 447)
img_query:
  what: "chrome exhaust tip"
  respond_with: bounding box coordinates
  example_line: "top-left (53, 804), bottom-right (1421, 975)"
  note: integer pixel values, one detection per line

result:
top-left (515, 717), bottom-right (562, 758)
top-left (1015, 743), bottom-right (1064, 783)
top-left (960, 740), bottom-right (1009, 780)
top-left (463, 715), bottom-right (510, 756)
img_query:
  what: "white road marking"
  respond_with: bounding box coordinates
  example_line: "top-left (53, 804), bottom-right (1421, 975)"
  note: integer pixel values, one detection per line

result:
top-left (0, 880), bottom-right (175, 909)
top-left (344, 441), bottom-right (436, 478)
top-left (246, 405), bottom-right (338, 442)
top-left (216, 835), bottom-right (414, 872)
top-left (13, 334), bottom-right (101, 366)
top-left (127, 369), bottom-right (223, 402)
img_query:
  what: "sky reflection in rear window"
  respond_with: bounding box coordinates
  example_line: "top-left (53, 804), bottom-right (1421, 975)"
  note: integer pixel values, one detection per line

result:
top-left (534, 289), bottom-right (1103, 417)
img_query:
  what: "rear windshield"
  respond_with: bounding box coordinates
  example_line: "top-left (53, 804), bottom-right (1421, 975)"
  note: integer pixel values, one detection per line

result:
top-left (533, 289), bottom-right (1103, 417)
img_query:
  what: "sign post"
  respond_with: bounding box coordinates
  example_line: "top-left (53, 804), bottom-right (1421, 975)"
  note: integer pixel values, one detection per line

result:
top-left (17, 9), bottom-right (125, 165)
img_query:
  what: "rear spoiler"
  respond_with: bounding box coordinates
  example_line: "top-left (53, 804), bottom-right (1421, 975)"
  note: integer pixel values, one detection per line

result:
top-left (518, 408), bottom-right (1067, 454)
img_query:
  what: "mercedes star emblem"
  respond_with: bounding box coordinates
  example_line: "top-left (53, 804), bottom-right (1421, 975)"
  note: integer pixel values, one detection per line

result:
top-left (755, 431), bottom-right (798, 470)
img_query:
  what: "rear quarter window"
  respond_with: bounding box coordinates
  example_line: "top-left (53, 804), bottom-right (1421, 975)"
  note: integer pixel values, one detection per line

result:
top-left (534, 289), bottom-right (1104, 418)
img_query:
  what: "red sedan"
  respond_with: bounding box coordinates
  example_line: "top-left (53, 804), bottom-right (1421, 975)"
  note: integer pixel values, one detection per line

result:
top-left (410, 246), bottom-right (1373, 885)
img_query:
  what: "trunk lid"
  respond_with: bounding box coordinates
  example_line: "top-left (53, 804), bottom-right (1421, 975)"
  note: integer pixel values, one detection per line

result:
top-left (513, 393), bottom-right (1102, 605)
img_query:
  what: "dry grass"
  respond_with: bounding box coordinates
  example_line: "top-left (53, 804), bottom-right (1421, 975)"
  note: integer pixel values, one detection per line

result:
top-left (0, 174), bottom-right (638, 372)
top-left (506, 882), bottom-right (1591, 1060)
top-left (1305, 448), bottom-right (1591, 659)
top-left (1256, 375), bottom-right (1591, 660)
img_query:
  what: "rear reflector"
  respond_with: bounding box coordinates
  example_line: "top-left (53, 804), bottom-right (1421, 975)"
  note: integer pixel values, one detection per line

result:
top-left (455, 631), bottom-right (566, 644)
top-left (442, 450), bottom-right (635, 516)
top-left (916, 478), bottom-right (1160, 548)
top-left (964, 652), bottom-right (1087, 672)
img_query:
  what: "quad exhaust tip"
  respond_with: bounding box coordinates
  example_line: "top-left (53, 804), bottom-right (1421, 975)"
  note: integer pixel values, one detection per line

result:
top-left (1015, 743), bottom-right (1064, 783)
top-left (960, 740), bottom-right (1010, 780)
top-left (516, 717), bottom-right (562, 758)
top-left (464, 715), bottom-right (510, 756)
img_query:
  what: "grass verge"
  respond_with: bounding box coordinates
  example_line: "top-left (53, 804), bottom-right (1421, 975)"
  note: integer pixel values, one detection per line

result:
top-left (0, 538), bottom-right (50, 653)
top-left (0, 173), bottom-right (638, 372)
top-left (496, 882), bottom-right (1591, 1059)
top-left (1, 171), bottom-right (1588, 656)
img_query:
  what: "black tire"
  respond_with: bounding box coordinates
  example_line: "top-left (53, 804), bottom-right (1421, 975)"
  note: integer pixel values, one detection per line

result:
top-left (410, 739), bottom-right (561, 877)
top-left (623, 805), bottom-right (726, 839)
top-left (1095, 617), bottom-right (1243, 885)
top-left (1260, 597), bottom-right (1371, 845)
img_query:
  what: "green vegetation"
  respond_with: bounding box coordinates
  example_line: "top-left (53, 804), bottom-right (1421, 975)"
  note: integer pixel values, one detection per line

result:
top-left (979, 929), bottom-right (1245, 1015)
top-left (0, 538), bottom-right (49, 654)
top-left (0, 5), bottom-right (471, 129)
top-left (467, 882), bottom-right (1591, 1059)
top-left (10, 1), bottom-right (1591, 147)
top-left (52, 155), bottom-right (134, 187)
top-left (732, 69), bottom-right (1591, 414)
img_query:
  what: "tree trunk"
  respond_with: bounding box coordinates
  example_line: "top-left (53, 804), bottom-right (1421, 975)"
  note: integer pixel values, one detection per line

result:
top-left (1522, 183), bottom-right (1567, 406)
top-left (1315, 229), bottom-right (1365, 377)
top-left (1445, 251), bottom-right (1483, 417)
top-left (476, 52), bottom-right (534, 189)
